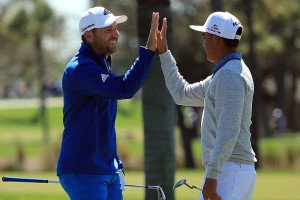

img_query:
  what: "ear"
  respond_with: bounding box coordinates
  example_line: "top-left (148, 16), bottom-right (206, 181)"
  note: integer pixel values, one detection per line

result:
top-left (213, 35), bottom-right (221, 45)
top-left (83, 31), bottom-right (94, 43)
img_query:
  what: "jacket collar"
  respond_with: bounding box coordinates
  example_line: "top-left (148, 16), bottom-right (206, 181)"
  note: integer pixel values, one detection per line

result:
top-left (79, 43), bottom-right (112, 72)
top-left (211, 52), bottom-right (242, 74)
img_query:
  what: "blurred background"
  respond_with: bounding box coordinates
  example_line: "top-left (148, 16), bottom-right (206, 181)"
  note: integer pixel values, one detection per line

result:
top-left (0, 0), bottom-right (299, 199)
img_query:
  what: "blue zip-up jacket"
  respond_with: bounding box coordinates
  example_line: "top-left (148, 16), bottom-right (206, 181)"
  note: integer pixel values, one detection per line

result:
top-left (57, 43), bottom-right (155, 175)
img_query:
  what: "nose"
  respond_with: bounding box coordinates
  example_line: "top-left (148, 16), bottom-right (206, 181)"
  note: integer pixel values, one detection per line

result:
top-left (112, 29), bottom-right (119, 38)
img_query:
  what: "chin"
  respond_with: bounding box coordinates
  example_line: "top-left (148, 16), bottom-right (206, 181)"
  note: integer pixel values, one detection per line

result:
top-left (206, 56), bottom-right (213, 62)
top-left (110, 48), bottom-right (117, 54)
top-left (107, 48), bottom-right (117, 55)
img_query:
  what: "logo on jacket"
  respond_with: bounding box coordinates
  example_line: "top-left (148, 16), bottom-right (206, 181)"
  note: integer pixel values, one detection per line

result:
top-left (101, 74), bottom-right (109, 83)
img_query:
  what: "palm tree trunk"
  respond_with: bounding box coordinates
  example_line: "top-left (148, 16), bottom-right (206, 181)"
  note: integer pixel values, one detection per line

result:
top-left (35, 31), bottom-right (49, 145)
top-left (137, 0), bottom-right (176, 199)
top-left (244, 0), bottom-right (260, 168)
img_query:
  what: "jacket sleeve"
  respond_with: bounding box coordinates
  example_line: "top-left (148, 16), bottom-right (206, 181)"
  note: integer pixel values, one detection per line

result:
top-left (70, 47), bottom-right (155, 99)
top-left (159, 50), bottom-right (210, 107)
top-left (206, 70), bottom-right (245, 179)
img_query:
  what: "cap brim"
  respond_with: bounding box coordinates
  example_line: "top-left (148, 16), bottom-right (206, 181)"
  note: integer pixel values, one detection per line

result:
top-left (115, 15), bottom-right (128, 24)
top-left (189, 25), bottom-right (206, 32)
top-left (101, 15), bottom-right (128, 28)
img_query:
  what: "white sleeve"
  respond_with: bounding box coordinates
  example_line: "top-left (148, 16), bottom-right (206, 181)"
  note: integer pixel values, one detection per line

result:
top-left (159, 50), bottom-right (210, 107)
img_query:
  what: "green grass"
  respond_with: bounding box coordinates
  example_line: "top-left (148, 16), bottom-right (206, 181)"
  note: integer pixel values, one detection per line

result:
top-left (1, 99), bottom-right (300, 170)
top-left (0, 99), bottom-right (143, 159)
top-left (0, 170), bottom-right (300, 200)
top-left (0, 98), bottom-right (141, 130)
top-left (1, 98), bottom-right (300, 199)
top-left (190, 134), bottom-right (300, 169)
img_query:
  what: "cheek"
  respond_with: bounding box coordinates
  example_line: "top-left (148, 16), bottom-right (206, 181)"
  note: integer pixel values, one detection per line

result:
top-left (115, 30), bottom-right (119, 38)
top-left (107, 34), bottom-right (115, 41)
top-left (203, 40), bottom-right (207, 50)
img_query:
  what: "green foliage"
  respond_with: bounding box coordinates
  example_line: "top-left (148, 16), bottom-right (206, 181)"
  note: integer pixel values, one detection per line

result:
top-left (8, 8), bottom-right (30, 39)
top-left (260, 135), bottom-right (300, 168)
top-left (31, 0), bottom-right (64, 36)
top-left (0, 0), bottom-right (65, 95)
top-left (33, 1), bottom-right (53, 24)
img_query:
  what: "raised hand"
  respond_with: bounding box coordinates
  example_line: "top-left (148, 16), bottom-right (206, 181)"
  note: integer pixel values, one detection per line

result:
top-left (146, 12), bottom-right (159, 52)
top-left (157, 17), bottom-right (168, 54)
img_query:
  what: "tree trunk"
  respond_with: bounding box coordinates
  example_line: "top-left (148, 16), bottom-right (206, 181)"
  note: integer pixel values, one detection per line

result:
top-left (177, 106), bottom-right (200, 168)
top-left (289, 71), bottom-right (297, 130)
top-left (244, 0), bottom-right (260, 168)
top-left (286, 15), bottom-right (298, 132)
top-left (35, 32), bottom-right (49, 145)
top-left (137, 0), bottom-right (176, 199)
top-left (273, 58), bottom-right (285, 109)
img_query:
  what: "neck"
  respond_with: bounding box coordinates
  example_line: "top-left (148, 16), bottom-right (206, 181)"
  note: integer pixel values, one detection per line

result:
top-left (214, 48), bottom-right (236, 64)
top-left (91, 46), bottom-right (102, 57)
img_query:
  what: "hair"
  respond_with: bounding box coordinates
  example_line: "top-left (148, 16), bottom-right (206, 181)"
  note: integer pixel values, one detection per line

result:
top-left (222, 27), bottom-right (243, 48)
top-left (81, 35), bottom-right (87, 44)
top-left (81, 29), bottom-right (96, 44)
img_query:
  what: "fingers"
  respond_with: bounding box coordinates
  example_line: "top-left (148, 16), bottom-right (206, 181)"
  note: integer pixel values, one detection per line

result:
top-left (203, 193), bottom-right (222, 200)
top-left (202, 178), bottom-right (222, 200)
top-left (161, 18), bottom-right (167, 40)
top-left (156, 17), bottom-right (168, 54)
top-left (203, 192), bottom-right (222, 200)
top-left (151, 12), bottom-right (159, 33)
top-left (146, 12), bottom-right (169, 53)
top-left (146, 12), bottom-right (159, 52)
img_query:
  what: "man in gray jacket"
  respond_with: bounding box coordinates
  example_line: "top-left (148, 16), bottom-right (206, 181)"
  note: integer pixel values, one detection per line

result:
top-left (157, 12), bottom-right (257, 200)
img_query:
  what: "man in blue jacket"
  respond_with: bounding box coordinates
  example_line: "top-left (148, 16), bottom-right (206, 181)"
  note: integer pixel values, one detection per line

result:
top-left (57, 6), bottom-right (159, 200)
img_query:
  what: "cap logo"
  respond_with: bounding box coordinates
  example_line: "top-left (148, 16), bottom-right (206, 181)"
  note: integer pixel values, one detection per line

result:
top-left (207, 24), bottom-right (221, 34)
top-left (104, 8), bottom-right (111, 15)
top-left (81, 23), bottom-right (95, 32)
top-left (233, 22), bottom-right (240, 26)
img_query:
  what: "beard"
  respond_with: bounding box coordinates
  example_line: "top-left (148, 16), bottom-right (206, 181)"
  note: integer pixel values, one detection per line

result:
top-left (105, 43), bottom-right (117, 55)
top-left (93, 36), bottom-right (117, 56)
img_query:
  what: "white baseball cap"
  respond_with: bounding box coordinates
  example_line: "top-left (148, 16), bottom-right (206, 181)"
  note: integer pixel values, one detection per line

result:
top-left (189, 12), bottom-right (242, 40)
top-left (79, 6), bottom-right (128, 36)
